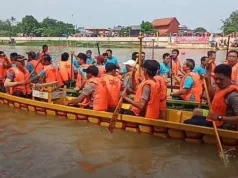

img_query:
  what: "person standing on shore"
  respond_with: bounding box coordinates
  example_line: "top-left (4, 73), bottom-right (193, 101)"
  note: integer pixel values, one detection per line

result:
top-left (105, 49), bottom-right (120, 69)
top-left (171, 49), bottom-right (183, 75)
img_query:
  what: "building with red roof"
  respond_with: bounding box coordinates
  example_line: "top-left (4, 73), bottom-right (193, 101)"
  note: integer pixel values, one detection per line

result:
top-left (152, 17), bottom-right (180, 36)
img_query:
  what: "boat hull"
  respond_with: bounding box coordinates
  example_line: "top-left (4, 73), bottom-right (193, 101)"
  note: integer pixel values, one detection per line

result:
top-left (0, 93), bottom-right (237, 148)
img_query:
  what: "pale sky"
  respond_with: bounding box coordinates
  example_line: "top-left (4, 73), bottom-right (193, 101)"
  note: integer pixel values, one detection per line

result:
top-left (1, 0), bottom-right (237, 32)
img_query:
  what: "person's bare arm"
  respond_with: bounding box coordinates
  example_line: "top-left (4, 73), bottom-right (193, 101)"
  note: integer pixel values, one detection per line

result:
top-left (123, 97), bottom-right (147, 111)
top-left (4, 78), bottom-right (25, 87)
top-left (65, 93), bottom-right (87, 106)
top-left (170, 88), bottom-right (189, 97)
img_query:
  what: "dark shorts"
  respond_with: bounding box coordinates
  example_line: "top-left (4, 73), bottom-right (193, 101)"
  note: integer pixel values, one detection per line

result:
top-left (13, 91), bottom-right (32, 98)
top-left (120, 108), bottom-right (136, 116)
top-left (184, 115), bottom-right (213, 127)
top-left (0, 82), bottom-right (6, 93)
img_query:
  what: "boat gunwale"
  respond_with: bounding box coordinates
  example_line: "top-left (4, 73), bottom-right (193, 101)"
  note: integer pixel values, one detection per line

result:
top-left (0, 93), bottom-right (237, 139)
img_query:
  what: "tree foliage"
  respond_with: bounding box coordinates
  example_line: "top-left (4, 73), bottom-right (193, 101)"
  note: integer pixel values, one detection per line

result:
top-left (140, 21), bottom-right (156, 34)
top-left (194, 27), bottom-right (207, 33)
top-left (0, 15), bottom-right (75, 37)
top-left (222, 10), bottom-right (238, 35)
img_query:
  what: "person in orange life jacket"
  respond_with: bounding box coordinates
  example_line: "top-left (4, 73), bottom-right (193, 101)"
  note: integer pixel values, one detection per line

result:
top-left (9, 53), bottom-right (18, 66)
top-left (0, 51), bottom-right (12, 92)
top-left (207, 50), bottom-right (216, 73)
top-left (184, 64), bottom-right (238, 130)
top-left (171, 49), bottom-right (184, 76)
top-left (102, 63), bottom-right (122, 112)
top-left (73, 53), bottom-right (90, 91)
top-left (96, 55), bottom-right (106, 77)
top-left (122, 60), bottom-right (161, 119)
top-left (154, 63), bottom-right (168, 120)
top-left (226, 50), bottom-right (238, 84)
top-left (65, 65), bottom-right (108, 111)
top-left (170, 59), bottom-right (203, 102)
top-left (31, 55), bottom-right (63, 86)
top-left (4, 55), bottom-right (31, 98)
top-left (59, 52), bottom-right (77, 88)
top-left (37, 45), bottom-right (50, 60)
top-left (26, 51), bottom-right (44, 83)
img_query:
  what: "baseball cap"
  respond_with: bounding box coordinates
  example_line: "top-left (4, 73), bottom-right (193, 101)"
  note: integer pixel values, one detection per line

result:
top-left (105, 63), bottom-right (119, 72)
top-left (86, 50), bottom-right (92, 54)
top-left (143, 60), bottom-right (159, 72)
top-left (96, 55), bottom-right (105, 63)
top-left (15, 55), bottom-right (27, 62)
top-left (26, 51), bottom-right (36, 58)
top-left (123, 59), bottom-right (136, 67)
top-left (82, 65), bottom-right (99, 76)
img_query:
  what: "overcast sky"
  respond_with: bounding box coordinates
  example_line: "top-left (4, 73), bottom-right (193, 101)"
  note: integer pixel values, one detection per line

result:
top-left (1, 0), bottom-right (237, 32)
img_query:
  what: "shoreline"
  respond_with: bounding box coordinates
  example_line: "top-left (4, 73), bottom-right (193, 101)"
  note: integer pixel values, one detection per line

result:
top-left (0, 40), bottom-right (238, 50)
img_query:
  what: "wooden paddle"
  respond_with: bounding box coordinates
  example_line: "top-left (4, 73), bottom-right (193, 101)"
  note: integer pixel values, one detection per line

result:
top-left (152, 39), bottom-right (155, 60)
top-left (170, 56), bottom-right (173, 93)
top-left (138, 32), bottom-right (144, 78)
top-left (108, 83), bottom-right (128, 133)
top-left (203, 78), bottom-right (225, 161)
top-left (226, 35), bottom-right (231, 59)
top-left (96, 42), bottom-right (101, 55)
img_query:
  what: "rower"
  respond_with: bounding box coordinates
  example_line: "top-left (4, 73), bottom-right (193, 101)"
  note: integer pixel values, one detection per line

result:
top-left (207, 50), bottom-right (216, 73)
top-left (9, 53), bottom-right (18, 67)
top-left (122, 60), bottom-right (161, 119)
top-left (102, 63), bottom-right (122, 112)
top-left (86, 50), bottom-right (95, 64)
top-left (65, 65), bottom-right (108, 111)
top-left (170, 59), bottom-right (202, 102)
top-left (102, 53), bottom-right (108, 63)
top-left (159, 53), bottom-right (171, 77)
top-left (121, 52), bottom-right (138, 74)
top-left (226, 50), bottom-right (238, 84)
top-left (37, 45), bottom-right (50, 60)
top-left (171, 49), bottom-right (183, 76)
top-left (105, 49), bottom-right (120, 69)
top-left (184, 64), bottom-right (238, 130)
top-left (26, 51), bottom-right (44, 81)
top-left (0, 51), bottom-right (12, 92)
top-left (193, 56), bottom-right (209, 76)
top-left (155, 63), bottom-right (168, 120)
top-left (32, 55), bottom-right (63, 87)
top-left (73, 53), bottom-right (90, 90)
top-left (59, 52), bottom-right (77, 88)
top-left (96, 55), bottom-right (106, 77)
top-left (4, 55), bottom-right (31, 98)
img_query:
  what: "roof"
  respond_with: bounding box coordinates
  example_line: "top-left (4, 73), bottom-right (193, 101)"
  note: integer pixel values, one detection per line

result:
top-left (152, 17), bottom-right (180, 27)
top-left (85, 28), bottom-right (109, 31)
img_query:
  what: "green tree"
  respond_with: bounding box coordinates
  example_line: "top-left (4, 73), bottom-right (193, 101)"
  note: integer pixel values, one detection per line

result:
top-left (221, 10), bottom-right (238, 35)
top-left (19, 15), bottom-right (40, 36)
top-left (140, 21), bottom-right (156, 34)
top-left (10, 17), bottom-right (16, 25)
top-left (194, 27), bottom-right (207, 33)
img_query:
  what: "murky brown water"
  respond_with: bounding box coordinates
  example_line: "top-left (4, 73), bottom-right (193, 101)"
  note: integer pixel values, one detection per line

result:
top-left (0, 46), bottom-right (237, 178)
top-left (1, 45), bottom-right (227, 66)
top-left (1, 104), bottom-right (238, 178)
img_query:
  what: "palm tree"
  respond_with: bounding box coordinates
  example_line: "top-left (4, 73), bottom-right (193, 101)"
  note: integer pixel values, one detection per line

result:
top-left (10, 17), bottom-right (16, 25)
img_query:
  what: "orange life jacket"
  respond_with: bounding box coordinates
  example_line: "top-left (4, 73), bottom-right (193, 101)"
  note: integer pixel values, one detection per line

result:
top-left (8, 67), bottom-right (31, 95)
top-left (172, 59), bottom-right (181, 75)
top-left (76, 64), bottom-right (90, 88)
top-left (97, 65), bottom-right (106, 77)
top-left (211, 61), bottom-right (216, 73)
top-left (37, 51), bottom-right (50, 60)
top-left (231, 63), bottom-right (238, 84)
top-left (103, 74), bottom-right (122, 108)
top-left (59, 61), bottom-right (74, 82)
top-left (29, 60), bottom-right (44, 74)
top-left (207, 84), bottom-right (238, 127)
top-left (44, 64), bottom-right (63, 87)
top-left (154, 75), bottom-right (167, 110)
top-left (131, 80), bottom-right (161, 119)
top-left (179, 72), bottom-right (203, 102)
top-left (87, 77), bottom-right (108, 111)
top-left (0, 57), bottom-right (5, 81)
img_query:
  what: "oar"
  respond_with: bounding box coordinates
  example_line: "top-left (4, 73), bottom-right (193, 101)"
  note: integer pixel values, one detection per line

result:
top-left (96, 42), bottom-right (100, 55)
top-left (138, 32), bottom-right (144, 78)
top-left (152, 39), bottom-right (155, 60)
top-left (226, 36), bottom-right (231, 59)
top-left (203, 78), bottom-right (225, 161)
top-left (26, 60), bottom-right (42, 81)
top-left (170, 56), bottom-right (173, 93)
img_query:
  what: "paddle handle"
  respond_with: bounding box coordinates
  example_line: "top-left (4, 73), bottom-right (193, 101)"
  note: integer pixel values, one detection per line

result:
top-left (71, 54), bottom-right (74, 80)
top-left (152, 39), bottom-right (155, 60)
top-left (226, 36), bottom-right (230, 59)
top-left (203, 78), bottom-right (225, 160)
top-left (96, 42), bottom-right (100, 55)
top-left (170, 59), bottom-right (173, 93)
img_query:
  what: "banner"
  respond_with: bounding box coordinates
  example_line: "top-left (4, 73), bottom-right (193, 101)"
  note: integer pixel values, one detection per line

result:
top-left (175, 36), bottom-right (209, 44)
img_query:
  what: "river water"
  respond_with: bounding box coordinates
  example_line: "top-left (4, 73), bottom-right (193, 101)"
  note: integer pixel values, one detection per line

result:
top-left (0, 46), bottom-right (238, 178)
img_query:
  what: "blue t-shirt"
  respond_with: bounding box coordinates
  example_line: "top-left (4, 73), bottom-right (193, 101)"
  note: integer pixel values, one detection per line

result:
top-left (183, 75), bottom-right (195, 101)
top-left (73, 57), bottom-right (79, 69)
top-left (86, 57), bottom-right (95, 64)
top-left (194, 66), bottom-right (207, 75)
top-left (26, 62), bottom-right (37, 79)
top-left (159, 62), bottom-right (170, 76)
top-left (122, 67), bottom-right (127, 74)
top-left (106, 56), bottom-right (119, 66)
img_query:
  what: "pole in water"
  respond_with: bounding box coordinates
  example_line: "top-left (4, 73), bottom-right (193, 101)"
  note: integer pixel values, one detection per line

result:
top-left (96, 42), bottom-right (100, 55)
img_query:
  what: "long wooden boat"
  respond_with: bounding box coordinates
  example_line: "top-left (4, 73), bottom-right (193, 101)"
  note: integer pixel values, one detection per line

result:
top-left (0, 92), bottom-right (237, 148)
